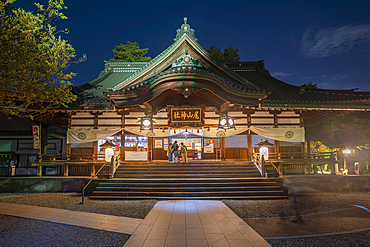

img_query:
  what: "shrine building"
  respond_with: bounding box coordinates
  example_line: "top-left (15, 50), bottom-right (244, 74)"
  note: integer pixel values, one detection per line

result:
top-left (66, 17), bottom-right (369, 163)
top-left (1, 17), bottom-right (369, 175)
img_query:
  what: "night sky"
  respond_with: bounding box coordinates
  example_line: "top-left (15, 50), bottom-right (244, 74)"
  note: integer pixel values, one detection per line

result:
top-left (13, 0), bottom-right (370, 91)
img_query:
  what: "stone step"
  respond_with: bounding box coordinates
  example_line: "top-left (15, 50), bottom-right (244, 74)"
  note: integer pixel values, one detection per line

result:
top-left (97, 181), bottom-right (278, 187)
top-left (116, 167), bottom-right (257, 172)
top-left (91, 190), bottom-right (287, 197)
top-left (113, 174), bottom-right (261, 178)
top-left (89, 161), bottom-right (288, 200)
top-left (95, 186), bottom-right (282, 192)
top-left (89, 195), bottom-right (289, 200)
top-left (103, 177), bottom-right (274, 182)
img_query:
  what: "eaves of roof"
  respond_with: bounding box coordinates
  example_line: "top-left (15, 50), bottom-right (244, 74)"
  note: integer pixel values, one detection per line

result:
top-left (106, 66), bottom-right (264, 95)
top-left (233, 66), bottom-right (370, 105)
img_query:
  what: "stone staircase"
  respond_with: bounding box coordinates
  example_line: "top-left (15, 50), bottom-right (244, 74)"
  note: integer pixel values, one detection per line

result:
top-left (89, 161), bottom-right (288, 200)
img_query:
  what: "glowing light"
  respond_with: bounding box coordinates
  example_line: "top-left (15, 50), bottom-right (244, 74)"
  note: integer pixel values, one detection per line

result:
top-left (260, 146), bottom-right (269, 160)
top-left (105, 147), bottom-right (114, 162)
top-left (343, 149), bottom-right (351, 154)
top-left (142, 119), bottom-right (151, 126)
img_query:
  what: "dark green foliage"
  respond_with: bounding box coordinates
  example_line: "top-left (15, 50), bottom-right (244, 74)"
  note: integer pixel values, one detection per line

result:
top-left (306, 112), bottom-right (370, 167)
top-left (110, 41), bottom-right (151, 62)
top-left (0, 0), bottom-right (85, 119)
top-left (208, 45), bottom-right (240, 62)
top-left (302, 82), bottom-right (318, 89)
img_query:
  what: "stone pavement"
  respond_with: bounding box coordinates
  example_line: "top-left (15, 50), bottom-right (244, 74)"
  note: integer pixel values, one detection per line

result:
top-left (0, 202), bottom-right (141, 234)
top-left (124, 200), bottom-right (271, 247)
top-left (0, 200), bottom-right (270, 247)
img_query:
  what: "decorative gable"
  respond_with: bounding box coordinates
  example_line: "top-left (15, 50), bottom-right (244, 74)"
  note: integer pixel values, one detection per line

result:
top-left (174, 17), bottom-right (197, 42)
top-left (172, 48), bottom-right (202, 68)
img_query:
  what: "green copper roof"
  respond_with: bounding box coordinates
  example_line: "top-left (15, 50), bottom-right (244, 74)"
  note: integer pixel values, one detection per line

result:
top-left (74, 61), bottom-right (147, 103)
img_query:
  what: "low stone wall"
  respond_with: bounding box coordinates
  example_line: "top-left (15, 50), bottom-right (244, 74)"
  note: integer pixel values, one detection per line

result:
top-left (0, 178), bottom-right (87, 193)
top-left (279, 175), bottom-right (370, 193)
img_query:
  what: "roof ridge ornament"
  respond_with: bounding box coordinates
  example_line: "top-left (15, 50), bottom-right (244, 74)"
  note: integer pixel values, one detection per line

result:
top-left (172, 48), bottom-right (202, 68)
top-left (174, 17), bottom-right (198, 42)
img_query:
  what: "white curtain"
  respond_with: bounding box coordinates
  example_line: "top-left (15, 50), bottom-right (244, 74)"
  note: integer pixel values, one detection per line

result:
top-left (123, 126), bottom-right (249, 138)
top-left (250, 126), bottom-right (305, 142)
top-left (67, 126), bottom-right (304, 144)
top-left (67, 127), bottom-right (123, 144)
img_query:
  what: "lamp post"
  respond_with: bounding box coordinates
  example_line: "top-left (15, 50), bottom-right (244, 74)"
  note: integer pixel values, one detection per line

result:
top-left (342, 149), bottom-right (351, 174)
top-left (100, 140), bottom-right (116, 162)
top-left (255, 139), bottom-right (274, 177)
top-left (256, 139), bottom-right (274, 160)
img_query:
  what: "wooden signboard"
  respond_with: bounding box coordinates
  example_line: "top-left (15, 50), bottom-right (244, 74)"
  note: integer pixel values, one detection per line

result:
top-left (169, 107), bottom-right (203, 127)
top-left (32, 125), bottom-right (41, 150)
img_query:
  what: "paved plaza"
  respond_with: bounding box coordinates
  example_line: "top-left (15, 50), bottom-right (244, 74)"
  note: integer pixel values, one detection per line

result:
top-left (0, 200), bottom-right (270, 247)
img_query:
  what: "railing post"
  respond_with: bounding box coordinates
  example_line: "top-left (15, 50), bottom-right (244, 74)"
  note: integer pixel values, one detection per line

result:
top-left (37, 165), bottom-right (42, 177)
top-left (110, 156), bottom-right (114, 178)
top-left (279, 163), bottom-right (283, 176)
top-left (64, 165), bottom-right (69, 177)
top-left (261, 155), bottom-right (265, 177)
top-left (304, 162), bottom-right (310, 175)
top-left (91, 165), bottom-right (95, 176)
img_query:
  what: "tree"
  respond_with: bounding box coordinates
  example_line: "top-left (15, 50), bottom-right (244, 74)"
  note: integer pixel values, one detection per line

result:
top-left (0, 0), bottom-right (85, 119)
top-left (110, 41), bottom-right (151, 62)
top-left (306, 112), bottom-right (370, 169)
top-left (208, 45), bottom-right (240, 62)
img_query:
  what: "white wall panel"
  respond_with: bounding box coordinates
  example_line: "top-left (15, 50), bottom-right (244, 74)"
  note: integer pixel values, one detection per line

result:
top-left (125, 119), bottom-right (141, 125)
top-left (251, 118), bottom-right (274, 124)
top-left (205, 112), bottom-right (219, 117)
top-left (101, 112), bottom-right (120, 118)
top-left (71, 119), bottom-right (94, 126)
top-left (153, 119), bottom-right (168, 125)
top-left (154, 112), bottom-right (167, 118)
top-left (252, 112), bottom-right (271, 117)
top-left (234, 119), bottom-right (248, 124)
top-left (128, 112), bottom-right (145, 117)
top-left (72, 113), bottom-right (94, 118)
top-left (99, 119), bottom-right (121, 125)
top-left (204, 119), bottom-right (218, 125)
top-left (228, 111), bottom-right (243, 117)
top-left (278, 118), bottom-right (300, 124)
top-left (279, 111), bottom-right (299, 117)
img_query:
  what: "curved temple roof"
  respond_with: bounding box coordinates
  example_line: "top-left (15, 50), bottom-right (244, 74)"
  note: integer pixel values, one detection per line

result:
top-left (74, 18), bottom-right (370, 111)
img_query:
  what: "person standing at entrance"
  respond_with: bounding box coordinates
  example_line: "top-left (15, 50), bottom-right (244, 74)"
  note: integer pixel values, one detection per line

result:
top-left (180, 142), bottom-right (188, 163)
top-left (172, 141), bottom-right (179, 163)
top-left (167, 142), bottom-right (173, 162)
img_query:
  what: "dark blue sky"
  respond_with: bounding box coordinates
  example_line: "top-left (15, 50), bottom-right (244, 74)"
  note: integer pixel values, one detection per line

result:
top-left (14, 0), bottom-right (370, 91)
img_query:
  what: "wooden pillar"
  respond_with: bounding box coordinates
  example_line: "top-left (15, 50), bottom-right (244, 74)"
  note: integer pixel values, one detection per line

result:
top-left (271, 110), bottom-right (280, 160)
top-left (66, 112), bottom-right (72, 160)
top-left (118, 111), bottom-right (126, 162)
top-left (40, 125), bottom-right (49, 155)
top-left (93, 112), bottom-right (100, 160)
top-left (245, 110), bottom-right (254, 161)
top-left (274, 140), bottom-right (280, 159)
top-left (148, 136), bottom-right (153, 162)
top-left (299, 110), bottom-right (305, 154)
top-left (121, 130), bottom-right (125, 161)
top-left (247, 132), bottom-right (252, 161)
top-left (220, 137), bottom-right (225, 161)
